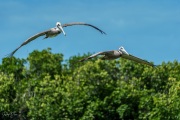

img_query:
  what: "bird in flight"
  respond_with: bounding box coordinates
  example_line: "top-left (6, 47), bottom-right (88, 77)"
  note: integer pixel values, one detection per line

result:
top-left (9, 22), bottom-right (106, 56)
top-left (79, 46), bottom-right (155, 67)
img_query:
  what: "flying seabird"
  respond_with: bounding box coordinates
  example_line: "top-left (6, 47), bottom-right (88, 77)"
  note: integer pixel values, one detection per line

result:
top-left (9, 22), bottom-right (106, 56)
top-left (79, 46), bottom-right (155, 67)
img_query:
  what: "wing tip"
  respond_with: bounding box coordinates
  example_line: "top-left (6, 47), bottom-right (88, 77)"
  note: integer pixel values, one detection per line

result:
top-left (5, 51), bottom-right (15, 58)
top-left (153, 64), bottom-right (160, 68)
top-left (78, 59), bottom-right (83, 62)
top-left (78, 58), bottom-right (86, 62)
top-left (102, 31), bottom-right (107, 35)
top-left (5, 48), bottom-right (18, 58)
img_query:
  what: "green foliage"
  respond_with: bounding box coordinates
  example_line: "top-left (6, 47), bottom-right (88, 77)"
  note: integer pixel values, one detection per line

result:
top-left (27, 48), bottom-right (63, 79)
top-left (0, 57), bottom-right (26, 81)
top-left (0, 48), bottom-right (180, 119)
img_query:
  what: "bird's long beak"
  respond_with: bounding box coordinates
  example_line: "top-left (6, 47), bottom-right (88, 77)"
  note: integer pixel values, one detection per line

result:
top-left (58, 26), bottom-right (66, 36)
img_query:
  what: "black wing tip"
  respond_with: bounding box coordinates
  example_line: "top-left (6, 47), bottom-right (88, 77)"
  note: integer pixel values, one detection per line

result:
top-left (153, 64), bottom-right (160, 68)
top-left (6, 48), bottom-right (19, 58)
top-left (78, 60), bottom-right (83, 62)
top-left (78, 57), bottom-right (91, 62)
top-left (101, 31), bottom-right (107, 35)
top-left (76, 23), bottom-right (106, 34)
top-left (5, 51), bottom-right (15, 58)
top-left (147, 63), bottom-right (157, 67)
top-left (78, 59), bottom-right (86, 62)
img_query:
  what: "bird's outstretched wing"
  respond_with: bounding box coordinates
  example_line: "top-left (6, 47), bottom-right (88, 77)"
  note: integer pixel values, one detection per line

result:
top-left (79, 51), bottom-right (114, 62)
top-left (9, 30), bottom-right (50, 57)
top-left (62, 22), bottom-right (106, 34)
top-left (121, 54), bottom-right (155, 67)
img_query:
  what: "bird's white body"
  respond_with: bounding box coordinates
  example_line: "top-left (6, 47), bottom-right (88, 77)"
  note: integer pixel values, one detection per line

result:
top-left (44, 27), bottom-right (61, 38)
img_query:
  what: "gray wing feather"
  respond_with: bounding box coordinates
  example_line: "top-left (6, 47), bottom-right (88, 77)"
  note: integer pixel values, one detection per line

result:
top-left (9, 30), bottom-right (49, 57)
top-left (79, 51), bottom-right (114, 62)
top-left (62, 22), bottom-right (106, 34)
top-left (121, 54), bottom-right (155, 67)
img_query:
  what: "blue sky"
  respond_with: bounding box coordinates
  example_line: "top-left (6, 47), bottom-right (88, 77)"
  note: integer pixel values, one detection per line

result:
top-left (1, 0), bottom-right (180, 65)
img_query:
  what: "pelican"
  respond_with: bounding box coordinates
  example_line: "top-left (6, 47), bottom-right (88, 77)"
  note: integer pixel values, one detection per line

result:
top-left (79, 46), bottom-right (155, 67)
top-left (9, 22), bottom-right (106, 56)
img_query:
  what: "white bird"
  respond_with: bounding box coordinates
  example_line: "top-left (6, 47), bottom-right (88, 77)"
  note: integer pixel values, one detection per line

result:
top-left (9, 22), bottom-right (106, 56)
top-left (79, 46), bottom-right (155, 67)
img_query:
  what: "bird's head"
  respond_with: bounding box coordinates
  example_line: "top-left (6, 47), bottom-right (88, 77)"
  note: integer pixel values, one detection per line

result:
top-left (56, 22), bottom-right (61, 26)
top-left (119, 46), bottom-right (129, 55)
top-left (56, 22), bottom-right (66, 36)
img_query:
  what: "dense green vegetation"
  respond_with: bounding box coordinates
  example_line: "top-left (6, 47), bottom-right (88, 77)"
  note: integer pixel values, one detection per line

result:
top-left (0, 48), bottom-right (180, 120)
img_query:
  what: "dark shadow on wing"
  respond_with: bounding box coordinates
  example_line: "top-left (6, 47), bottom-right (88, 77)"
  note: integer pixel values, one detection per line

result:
top-left (121, 54), bottom-right (155, 67)
top-left (62, 22), bottom-right (106, 34)
top-left (8, 30), bottom-right (49, 57)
